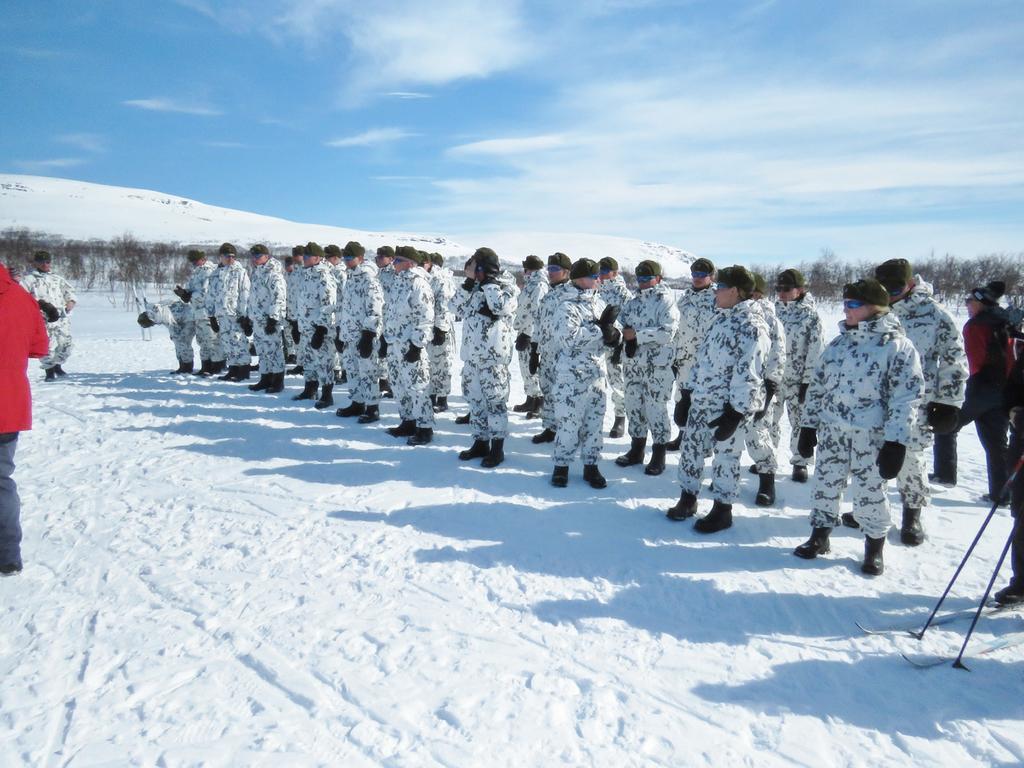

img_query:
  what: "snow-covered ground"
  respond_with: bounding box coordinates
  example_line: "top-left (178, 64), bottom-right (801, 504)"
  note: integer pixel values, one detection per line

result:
top-left (3, 292), bottom-right (1023, 767)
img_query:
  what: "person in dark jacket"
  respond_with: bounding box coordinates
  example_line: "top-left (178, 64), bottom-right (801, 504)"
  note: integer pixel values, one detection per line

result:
top-left (933, 281), bottom-right (1011, 503)
top-left (0, 261), bottom-right (50, 575)
top-left (995, 347), bottom-right (1024, 604)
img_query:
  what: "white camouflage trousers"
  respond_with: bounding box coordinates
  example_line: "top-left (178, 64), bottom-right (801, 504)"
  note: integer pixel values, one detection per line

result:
top-left (194, 316), bottom-right (221, 363)
top-left (464, 361), bottom-right (510, 441)
top-left (342, 344), bottom-right (380, 406)
top-left (896, 410), bottom-right (931, 510)
top-left (605, 349), bottom-right (625, 418)
top-left (254, 324), bottom-right (284, 374)
top-left (539, 354), bottom-right (560, 430)
top-left (517, 347), bottom-right (541, 397)
top-left (170, 320), bottom-right (196, 363)
top-left (217, 315), bottom-right (249, 367)
top-left (553, 376), bottom-right (607, 466)
top-left (623, 358), bottom-right (673, 443)
top-left (41, 318), bottom-right (73, 368)
top-left (810, 421), bottom-right (891, 538)
top-left (771, 382), bottom-right (807, 468)
top-left (389, 344), bottom-right (434, 428)
top-left (745, 412), bottom-right (777, 473)
top-left (677, 404), bottom-right (747, 504)
top-left (300, 327), bottom-right (334, 385)
top-left (428, 335), bottom-right (455, 397)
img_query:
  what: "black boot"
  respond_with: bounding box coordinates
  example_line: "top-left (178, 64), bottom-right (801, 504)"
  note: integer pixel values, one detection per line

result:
top-left (583, 464), bottom-right (607, 489)
top-left (407, 427), bottom-right (433, 446)
top-left (666, 491), bottom-right (697, 521)
top-left (526, 396), bottom-right (543, 419)
top-left (292, 380), bottom-right (318, 401)
top-left (387, 419), bottom-right (416, 437)
top-left (994, 582), bottom-right (1024, 605)
top-left (551, 465), bottom-right (569, 487)
top-left (748, 464), bottom-right (759, 475)
top-left (266, 372), bottom-right (285, 393)
top-left (171, 359), bottom-right (194, 375)
top-left (336, 401), bottom-right (365, 418)
top-left (512, 397), bottom-right (532, 413)
top-left (287, 364), bottom-right (304, 376)
top-left (615, 437), bottom-right (647, 467)
top-left (755, 473), bottom-right (775, 506)
top-left (459, 439), bottom-right (489, 461)
top-left (218, 365), bottom-right (239, 381)
top-left (644, 443), bottom-right (667, 476)
top-left (193, 359), bottom-right (212, 376)
top-left (286, 353), bottom-right (297, 364)
top-left (211, 360), bottom-right (226, 374)
top-left (531, 428), bottom-right (556, 444)
top-left (44, 366), bottom-right (57, 381)
top-left (433, 395), bottom-right (448, 413)
top-left (794, 527), bottom-right (832, 559)
top-left (694, 500), bottom-right (733, 534)
top-left (841, 512), bottom-right (860, 529)
top-left (379, 379), bottom-right (393, 398)
top-left (54, 365), bottom-right (67, 377)
top-left (455, 413), bottom-right (471, 425)
top-left (609, 416), bottom-right (625, 439)
top-left (900, 506), bottom-right (925, 546)
top-left (791, 465), bottom-right (809, 483)
top-left (314, 384), bottom-right (334, 409)
top-left (234, 364), bottom-right (251, 381)
top-left (357, 404), bottom-right (380, 424)
top-left (248, 373), bottom-right (272, 391)
top-left (665, 431), bottom-right (682, 451)
top-left (862, 535), bottom-right (885, 576)
top-left (481, 439), bottom-right (505, 468)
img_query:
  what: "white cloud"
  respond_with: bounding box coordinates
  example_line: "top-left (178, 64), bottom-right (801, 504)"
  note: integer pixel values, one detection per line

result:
top-left (384, 91), bottom-right (432, 100)
top-left (448, 134), bottom-right (573, 157)
top-left (14, 158), bottom-right (87, 171)
top-left (325, 128), bottom-right (417, 148)
top-left (123, 98), bottom-right (222, 116)
top-left (204, 141), bottom-right (248, 149)
top-left (56, 133), bottom-right (105, 153)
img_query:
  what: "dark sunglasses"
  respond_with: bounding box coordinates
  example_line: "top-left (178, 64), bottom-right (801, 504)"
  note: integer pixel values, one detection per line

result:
top-left (843, 299), bottom-right (866, 309)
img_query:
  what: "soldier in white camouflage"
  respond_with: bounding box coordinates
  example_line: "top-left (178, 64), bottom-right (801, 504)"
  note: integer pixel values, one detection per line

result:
top-left (769, 268), bottom-right (823, 483)
top-left (425, 252), bottom-right (456, 412)
top-left (243, 244), bottom-right (287, 394)
top-left (384, 246), bottom-right (435, 445)
top-left (454, 247), bottom-right (518, 468)
top-left (292, 242), bottom-right (338, 409)
top-left (615, 260), bottom-right (679, 476)
top-left (20, 251), bottom-right (77, 381)
top-left (281, 253), bottom-right (298, 365)
top-left (335, 241), bottom-right (384, 424)
top-left (324, 244), bottom-right (348, 383)
top-left (793, 278), bottom-right (924, 576)
top-left (666, 266), bottom-right (770, 533)
top-left (859, 258), bottom-right (967, 546)
top-left (598, 257), bottom-right (633, 438)
top-left (135, 298), bottom-right (195, 374)
top-left (666, 258), bottom-right (719, 451)
top-left (744, 273), bottom-right (788, 507)
top-left (285, 247), bottom-right (305, 374)
top-left (203, 243), bottom-right (251, 381)
top-left (174, 249), bottom-right (222, 375)
top-left (550, 258), bottom-right (621, 489)
top-left (375, 246), bottom-right (398, 399)
top-left (531, 253), bottom-right (574, 445)
top-left (511, 255), bottom-right (549, 417)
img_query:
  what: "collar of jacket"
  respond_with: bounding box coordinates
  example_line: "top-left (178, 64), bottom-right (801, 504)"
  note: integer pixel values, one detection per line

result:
top-left (839, 310), bottom-right (903, 337)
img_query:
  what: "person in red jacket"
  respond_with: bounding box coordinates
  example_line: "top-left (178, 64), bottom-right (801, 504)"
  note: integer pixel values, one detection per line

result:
top-left (0, 261), bottom-right (49, 575)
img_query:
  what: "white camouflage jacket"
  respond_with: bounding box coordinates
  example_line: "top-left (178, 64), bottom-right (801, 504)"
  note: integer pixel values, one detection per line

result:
top-left (248, 257), bottom-right (287, 322)
top-left (554, 286), bottom-right (608, 384)
top-left (619, 282), bottom-right (679, 367)
top-left (803, 311), bottom-right (924, 445)
top-left (206, 261), bottom-right (250, 318)
top-left (384, 266), bottom-right (433, 349)
top-left (285, 266), bottom-right (302, 320)
top-left (297, 261), bottom-right (336, 330)
top-left (184, 262), bottom-right (215, 320)
top-left (673, 285), bottom-right (718, 377)
top-left (513, 270), bottom-right (549, 338)
top-left (537, 281), bottom-right (575, 355)
top-left (458, 269), bottom-right (518, 365)
top-left (429, 266), bottom-right (457, 333)
top-left (598, 275), bottom-right (633, 321)
top-left (338, 261), bottom-right (383, 341)
top-left (20, 269), bottom-right (76, 319)
top-left (775, 292), bottom-right (823, 387)
top-left (752, 298), bottom-right (787, 386)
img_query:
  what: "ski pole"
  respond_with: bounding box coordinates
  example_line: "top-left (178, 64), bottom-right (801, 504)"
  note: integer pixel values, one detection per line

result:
top-left (913, 452), bottom-right (1024, 639)
top-left (953, 519), bottom-right (1018, 670)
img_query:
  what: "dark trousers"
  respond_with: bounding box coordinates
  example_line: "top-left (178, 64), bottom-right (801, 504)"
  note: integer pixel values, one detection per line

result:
top-left (0, 432), bottom-right (21, 568)
top-left (933, 389), bottom-right (1008, 497)
top-left (1008, 427), bottom-right (1024, 587)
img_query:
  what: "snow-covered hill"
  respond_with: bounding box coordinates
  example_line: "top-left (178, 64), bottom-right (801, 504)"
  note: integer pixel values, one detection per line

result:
top-left (0, 174), bottom-right (695, 276)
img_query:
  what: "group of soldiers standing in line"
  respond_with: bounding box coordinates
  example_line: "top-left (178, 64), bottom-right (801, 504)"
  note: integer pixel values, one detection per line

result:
top-left (130, 242), bottom-right (992, 579)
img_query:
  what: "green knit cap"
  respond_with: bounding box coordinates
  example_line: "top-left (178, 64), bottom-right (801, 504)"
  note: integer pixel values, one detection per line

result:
top-left (32, 250), bottom-right (52, 263)
top-left (522, 255), bottom-right (544, 270)
top-left (690, 257), bottom-right (715, 275)
top-left (599, 257), bottom-right (619, 272)
top-left (376, 245), bottom-right (395, 259)
top-left (291, 245), bottom-right (305, 257)
top-left (343, 241), bottom-right (365, 259)
top-left (716, 265), bottom-right (755, 298)
top-left (304, 242), bottom-right (324, 259)
top-left (324, 244), bottom-right (342, 258)
top-left (548, 252), bottom-right (571, 271)
top-left (395, 245), bottom-right (424, 264)
top-left (430, 252), bottom-right (444, 266)
top-left (187, 249), bottom-right (205, 262)
top-left (249, 244), bottom-right (270, 256)
top-left (844, 278), bottom-right (890, 307)
top-left (570, 258), bottom-right (599, 280)
top-left (875, 258), bottom-right (912, 292)
top-left (752, 272), bottom-right (767, 295)
top-left (635, 260), bottom-right (662, 278)
top-left (776, 268), bottom-right (806, 289)
top-left (218, 242), bottom-right (236, 256)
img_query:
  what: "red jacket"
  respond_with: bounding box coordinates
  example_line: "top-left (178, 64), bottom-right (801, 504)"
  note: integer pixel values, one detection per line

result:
top-left (0, 263), bottom-right (49, 432)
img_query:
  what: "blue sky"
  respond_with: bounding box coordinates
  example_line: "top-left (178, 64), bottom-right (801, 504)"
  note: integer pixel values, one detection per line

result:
top-left (2, 0), bottom-right (1022, 262)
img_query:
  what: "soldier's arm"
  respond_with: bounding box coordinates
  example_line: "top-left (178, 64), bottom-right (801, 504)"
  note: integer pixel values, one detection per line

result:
top-left (366, 280), bottom-right (384, 333)
top-left (800, 348), bottom-right (830, 429)
top-left (932, 307), bottom-right (968, 407)
top-left (729, 327), bottom-right (768, 413)
top-left (883, 342), bottom-right (925, 445)
top-left (801, 311), bottom-right (824, 384)
top-left (411, 280), bottom-right (433, 346)
top-left (61, 277), bottom-right (77, 311)
top-left (481, 282), bottom-right (515, 317)
top-left (636, 298), bottom-right (678, 346)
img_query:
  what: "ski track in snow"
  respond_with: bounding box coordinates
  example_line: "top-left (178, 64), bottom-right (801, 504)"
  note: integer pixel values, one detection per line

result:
top-left (2, 292), bottom-right (1024, 767)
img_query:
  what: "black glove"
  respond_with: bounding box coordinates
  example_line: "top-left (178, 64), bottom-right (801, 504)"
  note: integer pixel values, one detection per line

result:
top-left (357, 330), bottom-right (376, 359)
top-left (404, 342), bottom-right (422, 362)
top-left (755, 380), bottom-right (777, 422)
top-left (601, 325), bottom-right (621, 347)
top-left (461, 277), bottom-right (476, 292)
top-left (876, 441), bottom-right (906, 480)
top-left (173, 285), bottom-right (192, 303)
top-left (797, 427), bottom-right (817, 459)
top-left (708, 403), bottom-right (744, 441)
top-left (379, 337), bottom-right (389, 357)
top-left (610, 343), bottom-right (622, 365)
top-left (515, 333), bottom-right (531, 352)
top-left (37, 300), bottom-right (60, 323)
top-left (238, 316), bottom-right (253, 336)
top-left (674, 390), bottom-right (692, 427)
top-left (136, 311), bottom-right (156, 329)
top-left (478, 302), bottom-right (497, 320)
top-left (529, 342), bottom-right (540, 375)
top-left (1011, 406), bottom-right (1024, 432)
top-left (334, 334), bottom-right (344, 353)
top-left (265, 317), bottom-right (278, 335)
top-left (926, 402), bottom-right (960, 435)
top-left (598, 304), bottom-right (620, 328)
top-left (624, 337), bottom-right (638, 358)
top-left (289, 319), bottom-right (300, 343)
top-left (209, 316), bottom-right (220, 333)
top-left (798, 382), bottom-right (809, 404)
top-left (310, 325), bottom-right (327, 350)
top-left (432, 327), bottom-right (447, 346)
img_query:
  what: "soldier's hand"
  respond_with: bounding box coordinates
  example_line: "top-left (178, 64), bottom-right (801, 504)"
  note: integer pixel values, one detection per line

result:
top-left (265, 317), bottom-right (278, 335)
top-left (528, 342), bottom-right (540, 374)
top-left (379, 337), bottom-right (389, 357)
top-left (461, 277), bottom-right (477, 292)
top-left (797, 427), bottom-right (817, 459)
top-left (37, 299), bottom-right (60, 323)
top-left (674, 390), bottom-right (691, 427)
top-left (515, 333), bottom-right (531, 352)
top-left (334, 333), bottom-right (344, 353)
top-left (404, 342), bottom-right (422, 362)
top-left (136, 311), bottom-right (156, 329)
top-left (925, 402), bottom-right (960, 435)
top-left (478, 302), bottom-right (497, 320)
top-left (310, 325), bottom-right (328, 350)
top-left (708, 403), bottom-right (743, 441)
top-left (624, 337), bottom-right (638, 358)
top-left (289, 319), bottom-right (300, 343)
top-left (610, 342), bottom-right (623, 365)
top-left (173, 285), bottom-right (192, 302)
top-left (876, 441), bottom-right (906, 480)
top-left (601, 325), bottom-right (621, 347)
top-left (432, 327), bottom-right (447, 346)
top-left (238, 316), bottom-right (254, 336)
top-left (598, 304), bottom-right (619, 328)
top-left (755, 380), bottom-right (777, 422)
top-left (357, 330), bottom-right (376, 358)
top-left (209, 316), bottom-right (220, 332)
